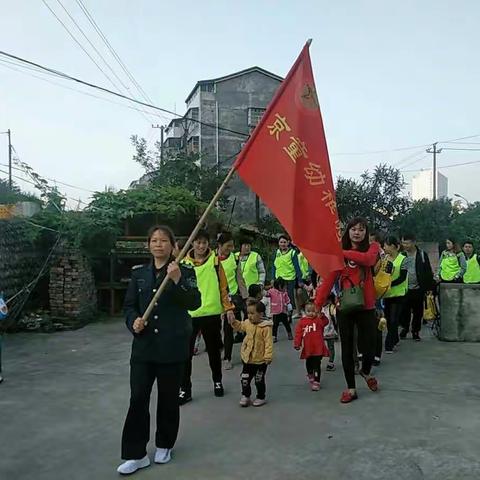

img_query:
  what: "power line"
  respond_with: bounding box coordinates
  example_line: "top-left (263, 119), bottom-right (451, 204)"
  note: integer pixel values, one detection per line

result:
top-left (441, 147), bottom-right (480, 151)
top-left (74, 0), bottom-right (154, 105)
top-left (0, 50), bottom-right (250, 138)
top-left (0, 59), bottom-right (168, 121)
top-left (40, 0), bottom-right (155, 125)
top-left (402, 159), bottom-right (480, 172)
top-left (0, 161), bottom-right (95, 193)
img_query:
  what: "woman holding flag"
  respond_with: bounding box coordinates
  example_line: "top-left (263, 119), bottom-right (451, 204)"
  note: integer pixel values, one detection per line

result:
top-left (315, 218), bottom-right (380, 403)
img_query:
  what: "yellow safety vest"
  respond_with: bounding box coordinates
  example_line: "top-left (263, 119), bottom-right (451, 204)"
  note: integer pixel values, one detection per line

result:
top-left (384, 254), bottom-right (408, 298)
top-left (235, 251), bottom-right (260, 288)
top-left (220, 252), bottom-right (238, 295)
top-left (183, 251), bottom-right (223, 318)
top-left (274, 249), bottom-right (296, 281)
top-left (440, 251), bottom-right (461, 281)
top-left (464, 254), bottom-right (480, 284)
top-left (298, 252), bottom-right (310, 280)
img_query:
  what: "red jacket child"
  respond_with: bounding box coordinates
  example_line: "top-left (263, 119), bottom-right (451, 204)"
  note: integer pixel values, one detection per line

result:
top-left (294, 314), bottom-right (330, 359)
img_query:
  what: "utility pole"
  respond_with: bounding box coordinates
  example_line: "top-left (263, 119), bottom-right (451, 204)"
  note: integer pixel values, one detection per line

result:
top-left (152, 124), bottom-right (164, 162)
top-left (7, 129), bottom-right (12, 188)
top-left (426, 142), bottom-right (442, 200)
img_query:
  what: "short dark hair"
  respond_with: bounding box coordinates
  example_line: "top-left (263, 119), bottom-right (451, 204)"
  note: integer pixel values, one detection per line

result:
top-left (463, 241), bottom-right (474, 247)
top-left (402, 232), bottom-right (416, 242)
top-left (273, 278), bottom-right (285, 290)
top-left (370, 230), bottom-right (384, 244)
top-left (194, 229), bottom-right (210, 242)
top-left (240, 237), bottom-right (253, 246)
top-left (278, 234), bottom-right (290, 243)
top-left (342, 217), bottom-right (370, 252)
top-left (247, 300), bottom-right (266, 315)
top-left (217, 231), bottom-right (233, 245)
top-left (385, 236), bottom-right (400, 248)
top-left (147, 225), bottom-right (176, 247)
top-left (248, 284), bottom-right (262, 298)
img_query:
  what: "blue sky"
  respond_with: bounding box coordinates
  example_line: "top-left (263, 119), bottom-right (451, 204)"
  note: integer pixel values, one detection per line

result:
top-left (1, 0), bottom-right (479, 207)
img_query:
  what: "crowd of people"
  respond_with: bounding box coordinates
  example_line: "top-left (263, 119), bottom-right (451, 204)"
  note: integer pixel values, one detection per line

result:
top-left (75, 221), bottom-right (478, 475)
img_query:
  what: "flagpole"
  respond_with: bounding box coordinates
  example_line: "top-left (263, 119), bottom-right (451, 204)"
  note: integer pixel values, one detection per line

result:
top-left (141, 163), bottom-right (238, 326)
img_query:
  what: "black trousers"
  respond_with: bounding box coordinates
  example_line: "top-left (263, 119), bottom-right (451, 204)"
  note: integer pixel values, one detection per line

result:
top-left (401, 289), bottom-right (424, 334)
top-left (273, 313), bottom-right (292, 337)
top-left (224, 295), bottom-right (244, 361)
top-left (241, 363), bottom-right (268, 399)
top-left (338, 309), bottom-right (377, 389)
top-left (182, 314), bottom-right (222, 392)
top-left (384, 297), bottom-right (404, 351)
top-left (121, 361), bottom-right (183, 460)
top-left (305, 355), bottom-right (322, 381)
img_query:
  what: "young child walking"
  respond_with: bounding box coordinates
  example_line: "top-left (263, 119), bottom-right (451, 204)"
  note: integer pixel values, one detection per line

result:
top-left (229, 301), bottom-right (273, 407)
top-left (266, 278), bottom-right (293, 343)
top-left (322, 294), bottom-right (338, 372)
top-left (294, 302), bottom-right (330, 391)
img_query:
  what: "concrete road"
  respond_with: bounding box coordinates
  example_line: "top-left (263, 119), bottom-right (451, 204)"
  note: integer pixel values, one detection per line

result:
top-left (1, 319), bottom-right (479, 480)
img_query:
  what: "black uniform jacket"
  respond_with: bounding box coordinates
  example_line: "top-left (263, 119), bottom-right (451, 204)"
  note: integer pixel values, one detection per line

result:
top-left (123, 258), bottom-right (201, 363)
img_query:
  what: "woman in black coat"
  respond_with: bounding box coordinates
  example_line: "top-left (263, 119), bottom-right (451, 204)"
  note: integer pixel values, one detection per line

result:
top-left (117, 225), bottom-right (201, 476)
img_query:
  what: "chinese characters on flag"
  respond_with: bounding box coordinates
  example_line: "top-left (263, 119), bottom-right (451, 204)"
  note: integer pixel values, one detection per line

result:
top-left (234, 40), bottom-right (343, 277)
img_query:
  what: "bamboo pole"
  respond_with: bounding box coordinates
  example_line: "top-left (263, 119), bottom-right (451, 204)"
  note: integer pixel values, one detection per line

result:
top-left (142, 164), bottom-right (237, 326)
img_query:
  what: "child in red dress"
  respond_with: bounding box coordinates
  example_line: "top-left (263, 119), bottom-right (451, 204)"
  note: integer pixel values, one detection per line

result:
top-left (294, 302), bottom-right (330, 391)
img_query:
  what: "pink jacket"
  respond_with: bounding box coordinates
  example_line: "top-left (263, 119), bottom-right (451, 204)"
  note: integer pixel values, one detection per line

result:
top-left (266, 288), bottom-right (290, 315)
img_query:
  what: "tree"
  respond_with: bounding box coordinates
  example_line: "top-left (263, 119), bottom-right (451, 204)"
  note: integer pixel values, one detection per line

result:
top-left (336, 164), bottom-right (410, 231)
top-left (130, 135), bottom-right (228, 208)
top-left (0, 179), bottom-right (39, 204)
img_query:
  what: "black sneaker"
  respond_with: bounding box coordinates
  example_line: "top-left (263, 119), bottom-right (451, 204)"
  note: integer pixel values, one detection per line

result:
top-left (373, 358), bottom-right (381, 367)
top-left (400, 329), bottom-right (408, 339)
top-left (214, 382), bottom-right (224, 397)
top-left (413, 333), bottom-right (421, 342)
top-left (179, 388), bottom-right (192, 406)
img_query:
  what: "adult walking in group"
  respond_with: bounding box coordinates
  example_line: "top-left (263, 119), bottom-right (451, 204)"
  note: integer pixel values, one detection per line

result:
top-left (180, 230), bottom-right (235, 404)
top-left (217, 232), bottom-right (248, 369)
top-left (235, 238), bottom-right (266, 289)
top-left (463, 241), bottom-right (480, 284)
top-left (437, 237), bottom-right (467, 283)
top-left (400, 233), bottom-right (434, 341)
top-left (315, 217), bottom-right (380, 404)
top-left (382, 236), bottom-right (408, 353)
top-left (272, 235), bottom-right (303, 318)
top-left (118, 225), bottom-right (201, 475)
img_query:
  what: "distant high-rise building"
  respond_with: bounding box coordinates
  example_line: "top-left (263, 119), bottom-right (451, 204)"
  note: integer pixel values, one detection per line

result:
top-left (411, 170), bottom-right (448, 201)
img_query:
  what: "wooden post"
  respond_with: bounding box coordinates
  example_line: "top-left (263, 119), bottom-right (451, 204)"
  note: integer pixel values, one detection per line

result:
top-left (142, 164), bottom-right (237, 325)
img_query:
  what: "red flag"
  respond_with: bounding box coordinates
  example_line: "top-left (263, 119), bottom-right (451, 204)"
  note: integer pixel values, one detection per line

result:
top-left (235, 40), bottom-right (343, 278)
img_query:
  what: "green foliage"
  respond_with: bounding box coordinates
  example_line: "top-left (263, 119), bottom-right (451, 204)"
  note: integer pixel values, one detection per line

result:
top-left (28, 185), bottom-right (210, 256)
top-left (130, 136), bottom-right (228, 209)
top-left (0, 179), bottom-right (40, 204)
top-left (336, 164), bottom-right (411, 231)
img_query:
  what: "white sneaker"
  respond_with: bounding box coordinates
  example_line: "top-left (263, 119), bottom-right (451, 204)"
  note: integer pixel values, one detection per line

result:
top-left (252, 398), bottom-right (266, 407)
top-left (224, 360), bottom-right (233, 370)
top-left (154, 448), bottom-right (172, 464)
top-left (239, 395), bottom-right (250, 407)
top-left (0, 375), bottom-right (3, 384)
top-left (117, 455), bottom-right (150, 475)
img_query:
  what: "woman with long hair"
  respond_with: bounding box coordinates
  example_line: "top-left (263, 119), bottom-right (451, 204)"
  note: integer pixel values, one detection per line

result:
top-left (118, 225), bottom-right (201, 475)
top-left (437, 237), bottom-right (467, 283)
top-left (315, 218), bottom-right (380, 403)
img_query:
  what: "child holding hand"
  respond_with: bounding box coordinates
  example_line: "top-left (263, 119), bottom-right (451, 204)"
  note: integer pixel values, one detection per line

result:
top-left (294, 302), bottom-right (330, 391)
top-left (229, 300), bottom-right (273, 407)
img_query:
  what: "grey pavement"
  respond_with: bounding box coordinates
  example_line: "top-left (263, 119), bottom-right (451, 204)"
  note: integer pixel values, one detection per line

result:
top-left (1, 319), bottom-right (480, 480)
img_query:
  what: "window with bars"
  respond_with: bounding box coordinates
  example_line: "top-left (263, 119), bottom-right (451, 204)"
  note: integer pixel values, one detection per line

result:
top-left (248, 107), bottom-right (266, 128)
top-left (187, 136), bottom-right (199, 154)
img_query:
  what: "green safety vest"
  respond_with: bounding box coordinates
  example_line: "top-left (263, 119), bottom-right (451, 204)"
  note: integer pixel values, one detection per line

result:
top-left (384, 254), bottom-right (408, 298)
top-left (298, 252), bottom-right (310, 280)
top-left (274, 249), bottom-right (296, 281)
top-left (220, 252), bottom-right (238, 295)
top-left (235, 251), bottom-right (260, 288)
top-left (183, 251), bottom-right (223, 318)
top-left (440, 252), bottom-right (461, 281)
top-left (464, 254), bottom-right (480, 284)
